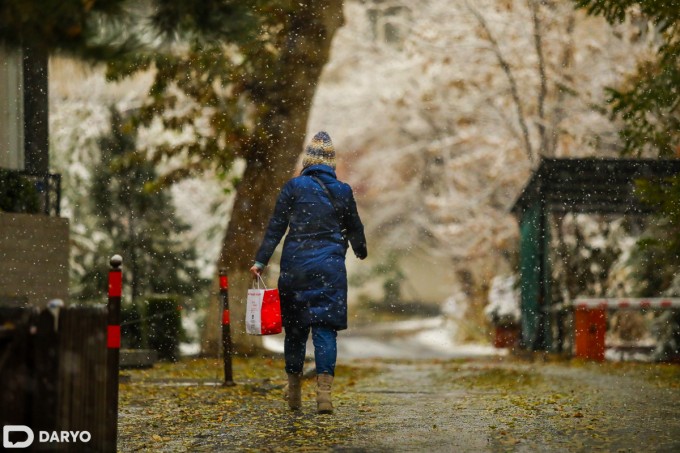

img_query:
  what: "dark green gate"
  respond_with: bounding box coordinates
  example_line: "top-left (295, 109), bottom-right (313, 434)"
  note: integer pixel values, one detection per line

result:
top-left (518, 203), bottom-right (551, 350)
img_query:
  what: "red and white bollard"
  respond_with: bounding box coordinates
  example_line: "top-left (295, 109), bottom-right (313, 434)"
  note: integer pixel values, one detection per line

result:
top-left (106, 254), bottom-right (122, 451)
top-left (220, 269), bottom-right (235, 386)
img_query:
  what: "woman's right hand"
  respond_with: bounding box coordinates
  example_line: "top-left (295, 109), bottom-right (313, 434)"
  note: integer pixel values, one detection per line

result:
top-left (249, 265), bottom-right (262, 278)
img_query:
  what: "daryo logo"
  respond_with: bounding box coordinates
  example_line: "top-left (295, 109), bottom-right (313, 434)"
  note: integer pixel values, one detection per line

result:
top-left (3, 426), bottom-right (33, 449)
top-left (3, 425), bottom-right (91, 449)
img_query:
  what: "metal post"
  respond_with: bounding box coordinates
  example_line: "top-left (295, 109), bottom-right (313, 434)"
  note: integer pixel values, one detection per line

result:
top-left (220, 269), bottom-right (235, 386)
top-left (106, 254), bottom-right (122, 451)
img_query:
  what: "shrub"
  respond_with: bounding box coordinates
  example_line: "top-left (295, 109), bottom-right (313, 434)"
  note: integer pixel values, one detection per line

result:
top-left (121, 303), bottom-right (145, 349)
top-left (0, 170), bottom-right (40, 213)
top-left (145, 295), bottom-right (182, 362)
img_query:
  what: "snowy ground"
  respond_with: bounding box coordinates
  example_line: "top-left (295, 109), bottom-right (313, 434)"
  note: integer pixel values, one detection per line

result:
top-left (178, 314), bottom-right (502, 360)
top-left (263, 316), bottom-right (503, 360)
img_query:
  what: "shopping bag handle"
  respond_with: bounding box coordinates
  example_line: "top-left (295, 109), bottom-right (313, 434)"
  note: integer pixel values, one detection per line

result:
top-left (253, 273), bottom-right (268, 290)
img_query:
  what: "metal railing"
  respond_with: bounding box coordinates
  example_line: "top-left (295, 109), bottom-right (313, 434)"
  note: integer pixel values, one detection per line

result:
top-left (0, 169), bottom-right (61, 216)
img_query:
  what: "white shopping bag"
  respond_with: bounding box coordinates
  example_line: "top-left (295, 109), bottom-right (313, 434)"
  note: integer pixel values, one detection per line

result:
top-left (245, 278), bottom-right (282, 335)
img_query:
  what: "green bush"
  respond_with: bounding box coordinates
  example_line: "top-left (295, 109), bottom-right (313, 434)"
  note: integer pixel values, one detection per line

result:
top-left (121, 303), bottom-right (145, 349)
top-left (145, 295), bottom-right (182, 362)
top-left (0, 170), bottom-right (40, 213)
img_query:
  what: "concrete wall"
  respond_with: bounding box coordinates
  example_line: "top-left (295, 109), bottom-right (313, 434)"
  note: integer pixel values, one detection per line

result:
top-left (0, 213), bottom-right (69, 308)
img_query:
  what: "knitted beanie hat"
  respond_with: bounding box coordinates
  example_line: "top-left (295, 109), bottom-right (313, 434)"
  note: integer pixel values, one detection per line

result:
top-left (302, 131), bottom-right (336, 169)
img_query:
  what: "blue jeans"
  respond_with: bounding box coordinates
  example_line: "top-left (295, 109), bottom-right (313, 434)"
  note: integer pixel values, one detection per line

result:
top-left (284, 325), bottom-right (337, 376)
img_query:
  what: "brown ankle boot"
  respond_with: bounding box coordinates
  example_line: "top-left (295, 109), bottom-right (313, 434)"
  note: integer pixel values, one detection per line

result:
top-left (316, 373), bottom-right (334, 414)
top-left (286, 373), bottom-right (302, 410)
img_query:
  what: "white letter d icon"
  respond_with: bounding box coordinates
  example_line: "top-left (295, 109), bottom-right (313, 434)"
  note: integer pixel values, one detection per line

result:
top-left (3, 426), bottom-right (34, 449)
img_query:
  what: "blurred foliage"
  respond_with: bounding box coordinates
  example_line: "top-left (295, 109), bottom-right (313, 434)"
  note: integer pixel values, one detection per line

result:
top-left (3, 0), bottom-right (343, 354)
top-left (608, 52), bottom-right (679, 157)
top-left (103, 0), bottom-right (340, 189)
top-left (71, 108), bottom-right (209, 304)
top-left (630, 175), bottom-right (680, 294)
top-left (0, 0), bottom-right (255, 59)
top-left (573, 0), bottom-right (679, 31)
top-left (121, 302), bottom-right (145, 349)
top-left (574, 0), bottom-right (679, 157)
top-left (350, 251), bottom-right (405, 305)
top-left (0, 0), bottom-right (291, 189)
top-left (575, 1), bottom-right (680, 298)
top-left (0, 0), bottom-right (128, 56)
top-left (145, 295), bottom-right (183, 361)
top-left (0, 169), bottom-right (40, 214)
top-left (551, 215), bottom-right (631, 300)
top-left (350, 251), bottom-right (443, 322)
top-left (0, 0), bottom-right (323, 183)
top-left (355, 295), bottom-right (440, 323)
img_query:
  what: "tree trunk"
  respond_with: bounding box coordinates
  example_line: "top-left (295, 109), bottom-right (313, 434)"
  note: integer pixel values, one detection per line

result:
top-left (201, 1), bottom-right (345, 356)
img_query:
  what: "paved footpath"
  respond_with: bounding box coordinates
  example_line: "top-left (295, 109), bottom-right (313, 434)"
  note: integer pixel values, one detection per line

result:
top-left (119, 354), bottom-right (680, 452)
top-left (339, 356), bottom-right (680, 452)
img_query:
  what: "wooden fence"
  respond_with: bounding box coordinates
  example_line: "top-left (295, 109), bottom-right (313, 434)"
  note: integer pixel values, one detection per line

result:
top-left (0, 305), bottom-right (115, 451)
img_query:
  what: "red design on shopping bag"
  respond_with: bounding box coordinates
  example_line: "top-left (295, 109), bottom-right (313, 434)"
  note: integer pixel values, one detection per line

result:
top-left (246, 287), bottom-right (282, 335)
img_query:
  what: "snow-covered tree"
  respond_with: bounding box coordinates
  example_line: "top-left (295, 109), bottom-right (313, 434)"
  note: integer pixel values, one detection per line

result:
top-left (309, 0), bottom-right (655, 303)
top-left (72, 109), bottom-right (207, 303)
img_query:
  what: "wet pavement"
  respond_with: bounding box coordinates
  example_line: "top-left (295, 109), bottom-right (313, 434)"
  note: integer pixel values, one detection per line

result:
top-left (342, 357), bottom-right (680, 452)
top-left (118, 321), bottom-right (680, 452)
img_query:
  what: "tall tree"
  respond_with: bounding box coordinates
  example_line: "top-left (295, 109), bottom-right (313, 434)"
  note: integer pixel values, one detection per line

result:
top-left (216, 3), bottom-right (344, 354)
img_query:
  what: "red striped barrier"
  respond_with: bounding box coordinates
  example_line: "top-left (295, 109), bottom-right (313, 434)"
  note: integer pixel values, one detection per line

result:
top-left (109, 271), bottom-right (122, 298)
top-left (573, 297), bottom-right (680, 363)
top-left (106, 254), bottom-right (122, 452)
top-left (107, 325), bottom-right (121, 349)
top-left (220, 269), bottom-right (234, 386)
top-left (575, 298), bottom-right (680, 310)
top-left (220, 275), bottom-right (230, 326)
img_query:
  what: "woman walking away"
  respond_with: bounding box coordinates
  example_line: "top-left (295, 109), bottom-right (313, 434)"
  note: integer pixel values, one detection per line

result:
top-left (250, 131), bottom-right (367, 414)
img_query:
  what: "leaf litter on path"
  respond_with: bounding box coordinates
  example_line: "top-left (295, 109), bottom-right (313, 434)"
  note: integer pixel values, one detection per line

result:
top-left (118, 355), bottom-right (680, 452)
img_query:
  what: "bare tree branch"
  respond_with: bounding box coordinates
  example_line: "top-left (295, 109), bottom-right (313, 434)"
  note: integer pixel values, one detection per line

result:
top-left (482, 95), bottom-right (524, 146)
top-left (529, 0), bottom-right (548, 156)
top-left (549, 14), bottom-right (576, 155)
top-left (465, 0), bottom-right (535, 162)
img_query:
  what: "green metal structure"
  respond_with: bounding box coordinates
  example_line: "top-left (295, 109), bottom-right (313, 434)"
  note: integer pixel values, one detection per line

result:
top-left (511, 158), bottom-right (680, 351)
top-left (518, 203), bottom-right (551, 350)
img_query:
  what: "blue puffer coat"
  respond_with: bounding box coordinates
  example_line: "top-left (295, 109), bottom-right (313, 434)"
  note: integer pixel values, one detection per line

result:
top-left (255, 164), bottom-right (367, 331)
